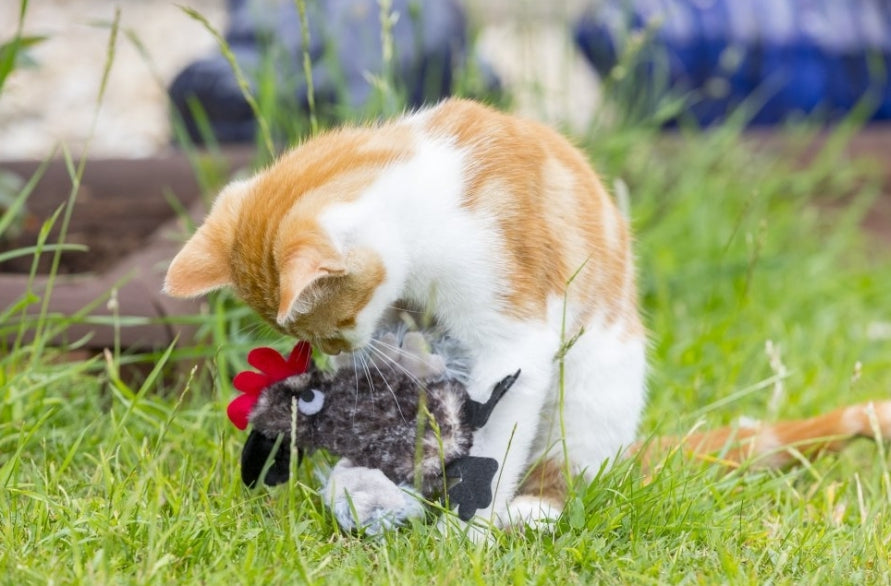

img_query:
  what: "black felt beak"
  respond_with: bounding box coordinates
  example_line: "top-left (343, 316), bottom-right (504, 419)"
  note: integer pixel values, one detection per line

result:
top-left (241, 430), bottom-right (302, 488)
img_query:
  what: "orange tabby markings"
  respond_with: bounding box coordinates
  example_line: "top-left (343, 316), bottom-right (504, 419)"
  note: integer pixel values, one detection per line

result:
top-left (165, 129), bottom-right (401, 341)
top-left (633, 400), bottom-right (891, 470)
top-left (517, 457), bottom-right (569, 510)
top-left (275, 250), bottom-right (346, 323)
top-left (425, 99), bottom-right (638, 333)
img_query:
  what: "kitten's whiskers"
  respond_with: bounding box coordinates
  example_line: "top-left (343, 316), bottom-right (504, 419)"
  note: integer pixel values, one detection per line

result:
top-left (362, 345), bottom-right (408, 423)
top-left (366, 338), bottom-right (429, 390)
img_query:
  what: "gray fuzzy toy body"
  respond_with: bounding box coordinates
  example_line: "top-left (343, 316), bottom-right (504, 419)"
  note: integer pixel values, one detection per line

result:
top-left (242, 332), bottom-right (518, 504)
top-left (252, 367), bottom-right (467, 495)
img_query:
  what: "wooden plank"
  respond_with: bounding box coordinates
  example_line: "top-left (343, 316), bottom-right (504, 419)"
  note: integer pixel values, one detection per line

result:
top-left (0, 147), bottom-right (255, 350)
top-left (0, 146), bottom-right (255, 274)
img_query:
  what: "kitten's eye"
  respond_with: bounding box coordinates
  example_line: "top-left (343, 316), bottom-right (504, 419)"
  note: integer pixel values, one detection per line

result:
top-left (297, 389), bottom-right (325, 415)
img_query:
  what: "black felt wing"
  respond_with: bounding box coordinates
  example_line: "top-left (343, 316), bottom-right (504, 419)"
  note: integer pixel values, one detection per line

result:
top-left (461, 369), bottom-right (520, 430)
top-left (444, 456), bottom-right (499, 521)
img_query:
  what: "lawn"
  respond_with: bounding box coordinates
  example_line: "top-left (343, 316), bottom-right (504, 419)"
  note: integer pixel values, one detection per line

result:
top-left (2, 4), bottom-right (891, 585)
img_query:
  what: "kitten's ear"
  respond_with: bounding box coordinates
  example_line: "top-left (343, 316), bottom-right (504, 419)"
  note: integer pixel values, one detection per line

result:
top-left (163, 226), bottom-right (232, 298)
top-left (163, 179), bottom-right (250, 298)
top-left (276, 248), bottom-right (346, 325)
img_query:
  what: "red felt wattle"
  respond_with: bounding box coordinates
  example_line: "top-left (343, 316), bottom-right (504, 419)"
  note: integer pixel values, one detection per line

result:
top-left (227, 341), bottom-right (312, 430)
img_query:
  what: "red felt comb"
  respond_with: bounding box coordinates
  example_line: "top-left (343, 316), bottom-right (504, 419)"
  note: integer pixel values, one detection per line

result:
top-left (227, 341), bottom-right (312, 430)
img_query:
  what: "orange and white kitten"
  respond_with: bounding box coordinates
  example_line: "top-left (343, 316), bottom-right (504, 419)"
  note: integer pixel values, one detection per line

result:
top-left (165, 98), bottom-right (645, 528)
top-left (164, 99), bottom-right (891, 531)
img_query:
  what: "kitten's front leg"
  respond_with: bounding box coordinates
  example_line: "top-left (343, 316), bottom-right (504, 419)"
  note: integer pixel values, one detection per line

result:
top-left (456, 328), bottom-right (559, 528)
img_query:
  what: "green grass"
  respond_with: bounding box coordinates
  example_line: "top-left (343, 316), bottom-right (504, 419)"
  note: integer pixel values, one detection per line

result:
top-left (3, 2), bottom-right (891, 584)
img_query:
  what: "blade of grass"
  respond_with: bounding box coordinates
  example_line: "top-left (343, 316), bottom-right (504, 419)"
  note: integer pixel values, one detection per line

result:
top-left (0, 0), bottom-right (32, 93)
top-left (0, 243), bottom-right (88, 263)
top-left (12, 202), bottom-right (65, 354)
top-left (294, 0), bottom-right (319, 135)
top-left (0, 149), bottom-right (54, 236)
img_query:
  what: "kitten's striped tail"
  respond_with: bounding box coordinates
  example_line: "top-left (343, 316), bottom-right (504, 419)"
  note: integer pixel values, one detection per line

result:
top-left (632, 401), bottom-right (891, 469)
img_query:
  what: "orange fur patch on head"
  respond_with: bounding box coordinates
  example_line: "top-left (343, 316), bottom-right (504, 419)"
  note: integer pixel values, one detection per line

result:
top-left (426, 99), bottom-right (641, 335)
top-left (278, 247), bottom-right (386, 352)
top-left (276, 245), bottom-right (347, 324)
top-left (166, 123), bottom-right (410, 346)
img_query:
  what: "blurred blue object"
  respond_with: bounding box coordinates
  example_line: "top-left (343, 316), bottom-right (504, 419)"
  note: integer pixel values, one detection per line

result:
top-left (170, 0), bottom-right (498, 143)
top-left (574, 0), bottom-right (891, 126)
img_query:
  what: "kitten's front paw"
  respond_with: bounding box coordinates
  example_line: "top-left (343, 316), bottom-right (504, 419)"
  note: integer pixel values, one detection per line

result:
top-left (322, 460), bottom-right (424, 536)
top-left (498, 495), bottom-right (562, 532)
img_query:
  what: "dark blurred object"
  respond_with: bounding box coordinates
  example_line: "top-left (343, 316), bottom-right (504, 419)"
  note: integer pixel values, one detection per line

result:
top-left (575, 0), bottom-right (891, 126)
top-left (169, 0), bottom-right (498, 144)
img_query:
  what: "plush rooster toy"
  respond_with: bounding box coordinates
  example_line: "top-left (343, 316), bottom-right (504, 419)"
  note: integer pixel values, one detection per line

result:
top-left (228, 333), bottom-right (519, 524)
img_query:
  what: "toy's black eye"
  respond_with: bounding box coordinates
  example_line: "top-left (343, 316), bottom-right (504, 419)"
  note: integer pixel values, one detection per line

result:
top-left (297, 389), bottom-right (324, 415)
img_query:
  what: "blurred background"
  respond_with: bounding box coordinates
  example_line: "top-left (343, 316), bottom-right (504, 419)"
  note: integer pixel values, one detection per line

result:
top-left (1, 0), bottom-right (889, 159)
top-left (0, 0), bottom-right (603, 158)
top-left (0, 0), bottom-right (226, 158)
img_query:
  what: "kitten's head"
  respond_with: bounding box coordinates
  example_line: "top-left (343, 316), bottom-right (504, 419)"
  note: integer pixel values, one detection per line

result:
top-left (164, 133), bottom-right (410, 353)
